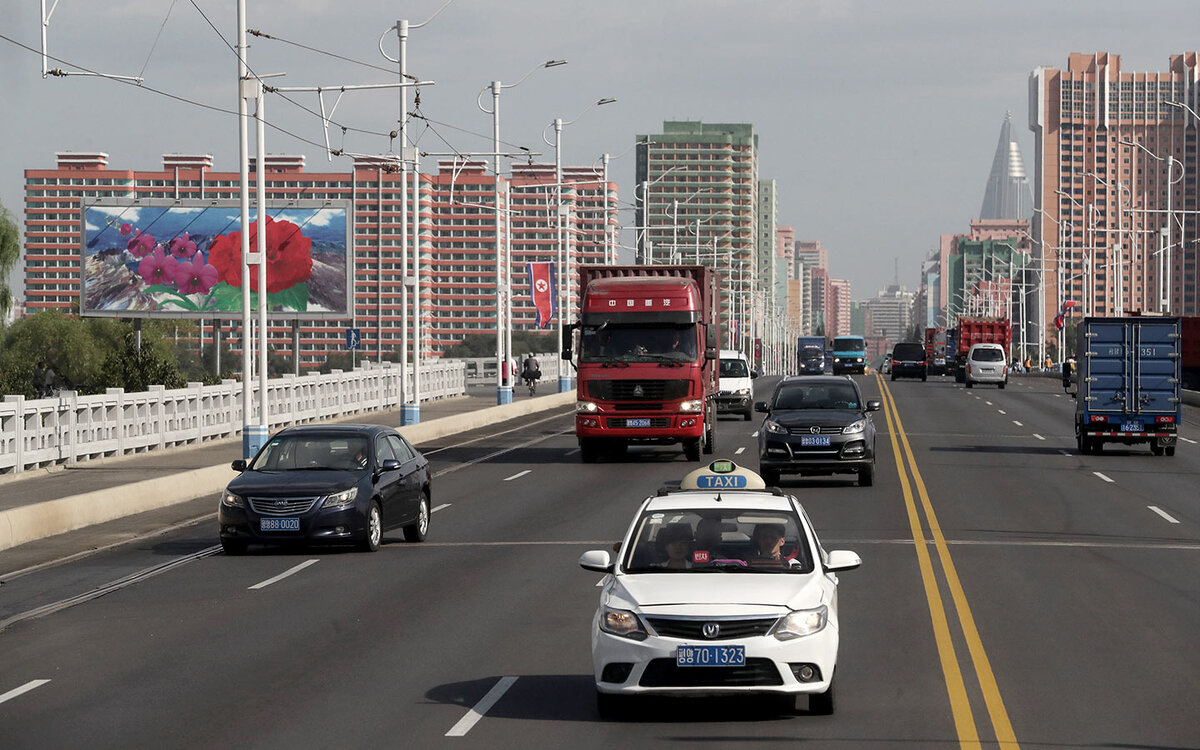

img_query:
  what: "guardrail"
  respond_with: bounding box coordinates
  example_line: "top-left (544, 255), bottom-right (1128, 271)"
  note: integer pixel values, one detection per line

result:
top-left (0, 359), bottom-right (466, 475)
top-left (462, 352), bottom-right (564, 385)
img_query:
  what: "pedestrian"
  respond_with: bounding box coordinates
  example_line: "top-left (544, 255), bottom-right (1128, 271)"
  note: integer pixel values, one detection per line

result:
top-left (1043, 355), bottom-right (1053, 370)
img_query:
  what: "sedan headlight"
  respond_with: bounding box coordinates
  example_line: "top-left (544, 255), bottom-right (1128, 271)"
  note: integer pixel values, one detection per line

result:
top-left (843, 419), bottom-right (866, 435)
top-left (576, 401), bottom-right (600, 414)
top-left (321, 487), bottom-right (359, 509)
top-left (599, 606), bottom-right (648, 640)
top-left (679, 399), bottom-right (703, 413)
top-left (221, 491), bottom-right (245, 508)
top-left (765, 419), bottom-right (788, 434)
top-left (773, 605), bottom-right (828, 641)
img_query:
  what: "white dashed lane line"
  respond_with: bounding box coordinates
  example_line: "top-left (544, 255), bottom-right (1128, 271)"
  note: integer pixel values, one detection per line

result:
top-left (1013, 421), bottom-right (1024, 427)
top-left (1094, 472), bottom-right (1115, 484)
top-left (734, 447), bottom-right (745, 455)
top-left (1180, 437), bottom-right (1197, 445)
top-left (998, 409), bottom-right (1006, 415)
top-left (249, 559), bottom-right (319, 590)
top-left (446, 676), bottom-right (518, 737)
top-left (0, 680), bottom-right (50, 706)
top-left (504, 470), bottom-right (531, 481)
top-left (1148, 506), bottom-right (1181, 524)
top-left (432, 504), bottom-right (451, 513)
top-left (1033, 434), bottom-right (1045, 441)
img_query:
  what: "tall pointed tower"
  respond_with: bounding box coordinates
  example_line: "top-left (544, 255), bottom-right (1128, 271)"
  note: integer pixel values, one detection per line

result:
top-left (979, 112), bottom-right (1033, 220)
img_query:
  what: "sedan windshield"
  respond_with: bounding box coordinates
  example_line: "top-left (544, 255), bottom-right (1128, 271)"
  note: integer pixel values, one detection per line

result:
top-left (773, 383), bottom-right (860, 410)
top-left (622, 509), bottom-right (812, 573)
top-left (580, 324), bottom-right (698, 364)
top-left (250, 435), bottom-right (370, 472)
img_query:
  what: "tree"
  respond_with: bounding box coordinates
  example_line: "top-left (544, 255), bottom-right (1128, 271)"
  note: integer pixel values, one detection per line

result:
top-left (100, 332), bottom-right (186, 392)
top-left (0, 201), bottom-right (18, 323)
top-left (0, 310), bottom-right (118, 395)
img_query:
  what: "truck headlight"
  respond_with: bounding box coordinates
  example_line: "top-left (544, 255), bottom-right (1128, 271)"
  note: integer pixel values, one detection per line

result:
top-left (321, 487), bottom-right (359, 509)
top-left (843, 419), bottom-right (866, 435)
top-left (679, 400), bottom-right (703, 413)
top-left (773, 605), bottom-right (828, 640)
top-left (577, 401), bottom-right (600, 414)
top-left (765, 420), bottom-right (788, 434)
top-left (599, 606), bottom-right (648, 640)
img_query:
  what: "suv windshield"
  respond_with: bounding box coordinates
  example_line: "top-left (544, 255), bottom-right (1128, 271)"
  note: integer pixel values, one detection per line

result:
top-left (580, 324), bottom-right (698, 364)
top-left (622, 508), bottom-right (813, 573)
top-left (971, 348), bottom-right (1005, 362)
top-left (773, 382), bottom-right (860, 410)
top-left (251, 434), bottom-right (370, 472)
top-left (720, 359), bottom-right (750, 378)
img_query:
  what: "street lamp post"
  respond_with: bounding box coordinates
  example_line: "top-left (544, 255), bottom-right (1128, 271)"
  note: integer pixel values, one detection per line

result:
top-left (1120, 138), bottom-right (1184, 313)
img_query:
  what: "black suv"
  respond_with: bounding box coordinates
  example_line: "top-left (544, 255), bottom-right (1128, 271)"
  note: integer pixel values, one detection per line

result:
top-left (755, 376), bottom-right (881, 487)
top-left (889, 342), bottom-right (928, 381)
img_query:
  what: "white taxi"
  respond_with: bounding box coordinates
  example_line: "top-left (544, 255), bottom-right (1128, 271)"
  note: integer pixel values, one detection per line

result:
top-left (579, 460), bottom-right (860, 716)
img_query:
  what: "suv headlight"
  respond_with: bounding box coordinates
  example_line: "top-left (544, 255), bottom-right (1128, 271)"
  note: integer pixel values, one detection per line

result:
top-left (576, 401), bottom-right (600, 414)
top-left (321, 487), bottom-right (359, 508)
top-left (679, 399), bottom-right (703, 413)
top-left (843, 419), bottom-right (866, 435)
top-left (765, 420), bottom-right (788, 434)
top-left (599, 605), bottom-right (648, 640)
top-left (221, 491), bottom-right (245, 508)
top-left (773, 605), bottom-right (828, 640)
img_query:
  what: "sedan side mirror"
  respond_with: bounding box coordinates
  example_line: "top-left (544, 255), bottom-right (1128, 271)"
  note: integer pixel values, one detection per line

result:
top-left (379, 458), bottom-right (402, 472)
top-left (754, 401), bottom-right (770, 413)
top-left (231, 459), bottom-right (247, 472)
top-left (579, 550), bottom-right (613, 574)
top-left (865, 400), bottom-right (881, 412)
top-left (826, 550), bottom-right (861, 572)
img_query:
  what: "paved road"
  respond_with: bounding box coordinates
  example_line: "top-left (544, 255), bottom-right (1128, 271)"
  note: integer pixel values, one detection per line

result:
top-left (0, 375), bottom-right (1197, 748)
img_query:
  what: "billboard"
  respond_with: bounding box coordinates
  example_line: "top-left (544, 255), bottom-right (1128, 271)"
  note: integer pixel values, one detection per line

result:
top-left (82, 200), bottom-right (351, 318)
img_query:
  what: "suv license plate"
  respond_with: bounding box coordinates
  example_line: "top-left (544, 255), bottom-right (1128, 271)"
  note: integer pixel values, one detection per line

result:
top-left (626, 418), bottom-right (651, 428)
top-left (1121, 422), bottom-right (1143, 432)
top-left (676, 645), bottom-right (745, 667)
top-left (260, 518), bottom-right (300, 531)
top-left (800, 435), bottom-right (831, 446)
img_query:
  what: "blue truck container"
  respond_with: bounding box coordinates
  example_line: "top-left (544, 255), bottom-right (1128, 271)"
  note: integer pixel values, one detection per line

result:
top-left (796, 336), bottom-right (827, 375)
top-left (831, 335), bottom-right (867, 375)
top-left (1073, 316), bottom-right (1181, 455)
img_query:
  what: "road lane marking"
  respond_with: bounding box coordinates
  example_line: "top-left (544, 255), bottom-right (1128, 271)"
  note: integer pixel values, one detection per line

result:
top-left (1148, 506), bottom-right (1181, 524)
top-left (1181, 437), bottom-right (1197, 445)
top-left (446, 676), bottom-right (518, 737)
top-left (751, 431), bottom-right (759, 438)
top-left (0, 680), bottom-right (50, 706)
top-left (249, 559), bottom-right (319, 590)
top-left (998, 410), bottom-right (1006, 415)
top-left (433, 430), bottom-right (574, 478)
top-left (565, 448), bottom-right (580, 456)
top-left (1012, 421), bottom-right (1023, 427)
top-left (504, 470), bottom-right (532, 481)
top-left (422, 412), bottom-right (571, 455)
top-left (1094, 472), bottom-right (1115, 484)
top-left (1033, 434), bottom-right (1045, 441)
top-left (880, 375), bottom-right (1020, 749)
top-left (985, 401), bottom-right (993, 406)
top-left (1059, 450), bottom-right (1072, 456)
top-left (734, 447), bottom-right (745, 455)
top-left (432, 504), bottom-right (451, 513)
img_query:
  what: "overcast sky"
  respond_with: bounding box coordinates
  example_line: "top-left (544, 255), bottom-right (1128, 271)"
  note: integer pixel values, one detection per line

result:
top-left (3, 0), bottom-right (1198, 301)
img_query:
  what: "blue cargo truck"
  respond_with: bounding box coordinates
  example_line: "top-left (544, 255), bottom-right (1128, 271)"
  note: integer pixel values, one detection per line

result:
top-left (796, 336), bottom-right (827, 375)
top-left (1073, 316), bottom-right (1181, 456)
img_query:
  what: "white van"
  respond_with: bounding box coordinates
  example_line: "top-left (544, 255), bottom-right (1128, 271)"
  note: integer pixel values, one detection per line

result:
top-left (965, 343), bottom-right (1008, 389)
top-left (717, 349), bottom-right (756, 420)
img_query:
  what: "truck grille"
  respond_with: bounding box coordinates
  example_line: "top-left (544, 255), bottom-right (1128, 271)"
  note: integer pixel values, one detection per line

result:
top-left (639, 658), bottom-right (783, 687)
top-left (587, 379), bottom-right (691, 401)
top-left (606, 417), bottom-right (671, 429)
top-left (249, 496), bottom-right (320, 515)
top-left (645, 617), bottom-right (778, 640)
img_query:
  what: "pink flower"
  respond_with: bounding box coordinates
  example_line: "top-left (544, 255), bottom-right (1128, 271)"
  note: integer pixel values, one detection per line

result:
top-left (138, 247), bottom-right (179, 288)
top-left (168, 232), bottom-right (197, 260)
top-left (174, 252), bottom-right (219, 295)
top-left (126, 230), bottom-right (156, 258)
top-left (119, 222), bottom-right (133, 236)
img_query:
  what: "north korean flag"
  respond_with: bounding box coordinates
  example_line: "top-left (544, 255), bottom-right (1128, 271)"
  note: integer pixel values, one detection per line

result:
top-left (526, 262), bottom-right (557, 329)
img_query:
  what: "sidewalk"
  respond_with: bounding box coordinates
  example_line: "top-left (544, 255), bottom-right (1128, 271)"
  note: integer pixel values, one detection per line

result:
top-left (0, 385), bottom-right (571, 571)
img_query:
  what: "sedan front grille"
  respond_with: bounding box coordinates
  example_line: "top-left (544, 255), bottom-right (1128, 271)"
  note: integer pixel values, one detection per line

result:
top-left (645, 617), bottom-right (778, 640)
top-left (786, 425), bottom-right (844, 435)
top-left (639, 658), bottom-right (783, 687)
top-left (248, 496), bottom-right (321, 515)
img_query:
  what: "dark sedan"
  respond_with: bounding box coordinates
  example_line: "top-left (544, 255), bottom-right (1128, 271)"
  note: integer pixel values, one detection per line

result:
top-left (755, 376), bottom-right (881, 487)
top-left (218, 424), bottom-right (431, 554)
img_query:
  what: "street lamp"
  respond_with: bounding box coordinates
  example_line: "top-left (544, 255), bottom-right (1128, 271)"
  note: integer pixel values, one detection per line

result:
top-left (478, 59), bottom-right (567, 405)
top-left (664, 187), bottom-right (713, 263)
top-left (1119, 137), bottom-right (1185, 313)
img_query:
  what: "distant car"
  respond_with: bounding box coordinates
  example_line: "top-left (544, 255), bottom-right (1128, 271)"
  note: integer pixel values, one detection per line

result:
top-left (579, 460), bottom-right (861, 716)
top-left (717, 350), bottom-right (756, 420)
top-left (218, 424), bottom-right (431, 554)
top-left (798, 346), bottom-right (826, 375)
top-left (756, 376), bottom-right (881, 486)
top-left (889, 342), bottom-right (928, 381)
top-left (964, 343), bottom-right (1008, 389)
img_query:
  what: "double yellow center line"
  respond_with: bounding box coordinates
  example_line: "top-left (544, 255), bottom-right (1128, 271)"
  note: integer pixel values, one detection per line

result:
top-left (876, 375), bottom-right (1020, 749)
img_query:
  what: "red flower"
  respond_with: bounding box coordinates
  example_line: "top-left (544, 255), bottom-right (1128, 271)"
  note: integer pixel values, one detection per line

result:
top-left (207, 216), bottom-right (313, 293)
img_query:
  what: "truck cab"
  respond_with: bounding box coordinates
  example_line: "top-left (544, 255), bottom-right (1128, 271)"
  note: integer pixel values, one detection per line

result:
top-left (831, 336), bottom-right (867, 375)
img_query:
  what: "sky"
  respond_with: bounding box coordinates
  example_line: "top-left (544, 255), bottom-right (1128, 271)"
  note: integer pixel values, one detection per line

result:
top-left (2, 0), bottom-right (1198, 303)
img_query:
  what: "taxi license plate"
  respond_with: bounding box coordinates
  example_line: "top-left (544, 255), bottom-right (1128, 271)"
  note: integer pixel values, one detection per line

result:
top-left (626, 418), bottom-right (652, 428)
top-left (677, 645), bottom-right (745, 667)
top-left (1121, 422), bottom-right (1142, 432)
top-left (260, 518), bottom-right (299, 531)
top-left (800, 435), bottom-right (831, 446)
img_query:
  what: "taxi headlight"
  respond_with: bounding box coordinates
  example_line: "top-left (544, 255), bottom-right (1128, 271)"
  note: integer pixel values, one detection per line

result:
top-left (765, 420), bottom-right (788, 435)
top-left (679, 399), bottom-right (703, 413)
top-left (599, 606), bottom-right (648, 640)
top-left (321, 487), bottom-right (359, 508)
top-left (843, 419), bottom-right (866, 435)
top-left (221, 491), bottom-right (245, 508)
top-left (773, 605), bottom-right (828, 641)
top-left (576, 401), bottom-right (600, 414)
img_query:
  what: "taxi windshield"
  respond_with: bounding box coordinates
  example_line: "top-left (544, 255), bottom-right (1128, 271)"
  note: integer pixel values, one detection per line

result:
top-left (622, 509), bottom-right (813, 573)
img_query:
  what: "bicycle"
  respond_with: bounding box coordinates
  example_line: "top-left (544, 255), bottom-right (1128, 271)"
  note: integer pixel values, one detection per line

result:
top-left (523, 374), bottom-right (538, 396)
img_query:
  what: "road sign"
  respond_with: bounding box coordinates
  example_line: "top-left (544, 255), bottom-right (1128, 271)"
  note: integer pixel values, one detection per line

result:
top-left (346, 327), bottom-right (361, 350)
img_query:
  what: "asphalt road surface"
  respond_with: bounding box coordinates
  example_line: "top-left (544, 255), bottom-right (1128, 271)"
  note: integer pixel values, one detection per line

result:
top-left (1, 375), bottom-right (1197, 749)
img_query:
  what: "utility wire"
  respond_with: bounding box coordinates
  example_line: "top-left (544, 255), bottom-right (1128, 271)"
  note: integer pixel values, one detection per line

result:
top-left (138, 0), bottom-right (179, 80)
top-left (248, 28), bottom-right (402, 77)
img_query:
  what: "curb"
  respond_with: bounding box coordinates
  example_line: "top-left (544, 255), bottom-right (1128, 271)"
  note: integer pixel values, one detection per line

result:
top-left (0, 392), bottom-right (575, 553)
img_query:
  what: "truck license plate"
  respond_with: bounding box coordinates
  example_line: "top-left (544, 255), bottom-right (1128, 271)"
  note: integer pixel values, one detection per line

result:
top-left (626, 418), bottom-right (651, 428)
top-left (676, 645), bottom-right (745, 667)
top-left (1121, 422), bottom-right (1142, 432)
top-left (260, 518), bottom-right (300, 531)
top-left (800, 435), bottom-right (831, 446)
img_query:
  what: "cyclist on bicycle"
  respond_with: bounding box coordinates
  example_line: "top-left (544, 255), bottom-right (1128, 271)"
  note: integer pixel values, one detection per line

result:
top-left (521, 353), bottom-right (541, 394)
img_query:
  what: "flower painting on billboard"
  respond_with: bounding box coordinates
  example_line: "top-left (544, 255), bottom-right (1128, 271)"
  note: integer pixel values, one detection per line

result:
top-left (83, 203), bottom-right (349, 317)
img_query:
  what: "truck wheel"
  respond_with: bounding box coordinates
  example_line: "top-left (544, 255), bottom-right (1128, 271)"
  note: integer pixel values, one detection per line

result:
top-left (743, 405), bottom-right (753, 421)
top-left (684, 438), bottom-right (701, 462)
top-left (580, 439), bottom-right (600, 463)
top-left (703, 421), bottom-right (715, 455)
top-left (1151, 441), bottom-right (1165, 456)
top-left (965, 380), bottom-right (973, 389)
top-left (1077, 432), bottom-right (1087, 454)
top-left (999, 381), bottom-right (1006, 390)
top-left (761, 468), bottom-right (781, 486)
top-left (1166, 446), bottom-right (1176, 456)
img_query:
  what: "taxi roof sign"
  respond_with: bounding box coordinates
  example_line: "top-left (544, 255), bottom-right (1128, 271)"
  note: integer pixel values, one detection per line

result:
top-left (680, 460), bottom-right (768, 491)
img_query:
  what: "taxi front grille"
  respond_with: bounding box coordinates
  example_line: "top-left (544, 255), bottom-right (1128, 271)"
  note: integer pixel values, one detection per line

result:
top-left (639, 658), bottom-right (783, 687)
top-left (249, 497), bottom-right (320, 515)
top-left (645, 617), bottom-right (777, 640)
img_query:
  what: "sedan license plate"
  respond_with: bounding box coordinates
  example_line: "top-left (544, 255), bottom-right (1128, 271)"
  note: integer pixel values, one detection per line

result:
top-left (799, 435), bottom-right (831, 446)
top-left (260, 517), bottom-right (299, 532)
top-left (676, 645), bottom-right (745, 667)
top-left (626, 418), bottom-right (652, 428)
top-left (1121, 422), bottom-right (1143, 432)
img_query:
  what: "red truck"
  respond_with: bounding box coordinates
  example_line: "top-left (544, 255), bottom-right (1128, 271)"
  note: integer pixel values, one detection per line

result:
top-left (953, 317), bottom-right (1011, 382)
top-left (564, 265), bottom-right (721, 463)
top-left (924, 327), bottom-right (950, 375)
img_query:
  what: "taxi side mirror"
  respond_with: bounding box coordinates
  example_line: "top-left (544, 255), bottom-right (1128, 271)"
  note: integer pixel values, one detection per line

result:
top-left (579, 550), bottom-right (613, 574)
